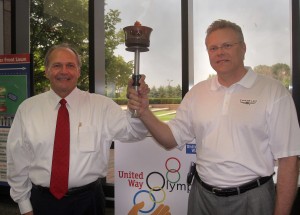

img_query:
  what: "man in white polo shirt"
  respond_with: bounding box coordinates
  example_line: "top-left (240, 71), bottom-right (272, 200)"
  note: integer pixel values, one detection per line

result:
top-left (127, 19), bottom-right (300, 215)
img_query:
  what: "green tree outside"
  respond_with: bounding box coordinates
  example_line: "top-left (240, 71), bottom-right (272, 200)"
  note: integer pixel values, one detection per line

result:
top-left (254, 63), bottom-right (291, 88)
top-left (30, 0), bottom-right (89, 94)
top-left (30, 0), bottom-right (132, 97)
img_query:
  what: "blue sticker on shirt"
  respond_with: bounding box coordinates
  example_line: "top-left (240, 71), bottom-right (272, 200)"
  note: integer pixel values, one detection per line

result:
top-left (186, 143), bottom-right (196, 154)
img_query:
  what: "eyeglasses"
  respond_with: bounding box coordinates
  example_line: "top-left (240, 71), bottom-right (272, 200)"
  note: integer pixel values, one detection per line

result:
top-left (207, 42), bottom-right (241, 54)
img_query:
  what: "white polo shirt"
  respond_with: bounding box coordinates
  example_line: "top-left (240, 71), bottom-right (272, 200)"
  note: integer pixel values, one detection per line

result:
top-left (168, 67), bottom-right (300, 187)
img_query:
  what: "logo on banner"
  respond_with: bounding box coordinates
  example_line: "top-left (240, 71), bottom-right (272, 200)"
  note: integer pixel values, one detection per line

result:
top-left (118, 157), bottom-right (191, 214)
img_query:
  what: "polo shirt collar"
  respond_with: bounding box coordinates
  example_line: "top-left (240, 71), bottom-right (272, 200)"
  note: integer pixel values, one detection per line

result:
top-left (238, 67), bottom-right (257, 88)
top-left (211, 67), bottom-right (257, 91)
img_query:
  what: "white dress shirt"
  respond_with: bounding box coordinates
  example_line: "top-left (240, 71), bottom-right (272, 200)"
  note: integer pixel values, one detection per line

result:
top-left (168, 67), bottom-right (300, 187)
top-left (7, 87), bottom-right (148, 214)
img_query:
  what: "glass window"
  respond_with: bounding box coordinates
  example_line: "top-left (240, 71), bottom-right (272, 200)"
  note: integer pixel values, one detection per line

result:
top-left (105, 0), bottom-right (182, 122)
top-left (105, 0), bottom-right (181, 184)
top-left (193, 0), bottom-right (291, 90)
top-left (30, 0), bottom-right (89, 95)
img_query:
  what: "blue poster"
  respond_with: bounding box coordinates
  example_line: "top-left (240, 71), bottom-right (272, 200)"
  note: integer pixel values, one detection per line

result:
top-left (0, 54), bottom-right (31, 184)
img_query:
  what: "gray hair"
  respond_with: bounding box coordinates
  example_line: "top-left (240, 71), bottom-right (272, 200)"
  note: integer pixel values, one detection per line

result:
top-left (44, 43), bottom-right (82, 68)
top-left (206, 19), bottom-right (244, 43)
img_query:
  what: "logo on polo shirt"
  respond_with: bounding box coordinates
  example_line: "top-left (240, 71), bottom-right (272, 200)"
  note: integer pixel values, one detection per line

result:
top-left (240, 99), bottom-right (257, 105)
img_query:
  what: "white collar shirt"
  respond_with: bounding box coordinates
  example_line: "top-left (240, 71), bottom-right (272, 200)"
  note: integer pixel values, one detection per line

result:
top-left (7, 87), bottom-right (147, 213)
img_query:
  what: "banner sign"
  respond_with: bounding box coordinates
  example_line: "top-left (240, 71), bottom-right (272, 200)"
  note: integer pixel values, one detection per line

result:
top-left (0, 54), bottom-right (31, 184)
top-left (115, 137), bottom-right (196, 215)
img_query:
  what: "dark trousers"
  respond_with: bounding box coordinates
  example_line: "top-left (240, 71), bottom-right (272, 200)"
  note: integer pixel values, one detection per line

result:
top-left (188, 178), bottom-right (275, 215)
top-left (30, 179), bottom-right (105, 215)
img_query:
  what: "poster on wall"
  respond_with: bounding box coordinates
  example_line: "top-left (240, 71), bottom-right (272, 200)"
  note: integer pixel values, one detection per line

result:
top-left (0, 54), bottom-right (31, 185)
top-left (115, 137), bottom-right (196, 215)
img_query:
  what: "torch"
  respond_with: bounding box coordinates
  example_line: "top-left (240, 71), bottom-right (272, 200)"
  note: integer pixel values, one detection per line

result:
top-left (123, 21), bottom-right (153, 117)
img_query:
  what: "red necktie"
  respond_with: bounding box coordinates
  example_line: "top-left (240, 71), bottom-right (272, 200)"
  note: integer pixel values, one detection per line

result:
top-left (50, 99), bottom-right (70, 199)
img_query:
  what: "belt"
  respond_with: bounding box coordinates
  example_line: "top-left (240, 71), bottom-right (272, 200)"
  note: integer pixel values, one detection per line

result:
top-left (32, 178), bottom-right (101, 197)
top-left (195, 173), bottom-right (273, 197)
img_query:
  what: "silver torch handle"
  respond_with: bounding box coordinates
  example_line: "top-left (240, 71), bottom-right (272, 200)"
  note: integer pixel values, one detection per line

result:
top-left (132, 49), bottom-right (141, 118)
